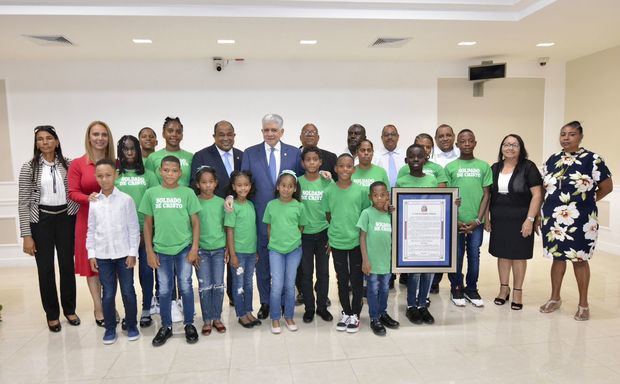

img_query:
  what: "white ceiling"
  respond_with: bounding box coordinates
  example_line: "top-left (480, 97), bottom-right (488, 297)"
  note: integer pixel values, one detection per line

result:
top-left (0, 0), bottom-right (619, 62)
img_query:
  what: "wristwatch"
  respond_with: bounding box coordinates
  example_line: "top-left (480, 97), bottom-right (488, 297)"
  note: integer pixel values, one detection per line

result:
top-left (527, 216), bottom-right (535, 222)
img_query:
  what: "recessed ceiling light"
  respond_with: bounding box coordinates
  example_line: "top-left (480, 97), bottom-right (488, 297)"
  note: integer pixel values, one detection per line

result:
top-left (458, 41), bottom-right (477, 46)
top-left (217, 39), bottom-right (235, 44)
top-left (132, 38), bottom-right (152, 44)
top-left (300, 40), bottom-right (318, 45)
top-left (536, 42), bottom-right (555, 47)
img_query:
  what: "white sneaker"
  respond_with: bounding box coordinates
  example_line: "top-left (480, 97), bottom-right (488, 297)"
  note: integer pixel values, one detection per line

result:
top-left (464, 290), bottom-right (485, 308)
top-left (451, 289), bottom-right (467, 307)
top-left (346, 314), bottom-right (360, 333)
top-left (150, 296), bottom-right (160, 315)
top-left (171, 299), bottom-right (184, 323)
top-left (336, 312), bottom-right (350, 331)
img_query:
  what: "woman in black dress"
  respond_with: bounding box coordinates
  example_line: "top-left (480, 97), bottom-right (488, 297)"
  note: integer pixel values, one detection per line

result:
top-left (485, 134), bottom-right (543, 310)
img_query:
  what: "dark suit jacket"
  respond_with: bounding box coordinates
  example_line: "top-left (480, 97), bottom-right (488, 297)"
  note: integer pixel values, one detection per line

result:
top-left (191, 144), bottom-right (243, 198)
top-left (241, 141), bottom-right (303, 237)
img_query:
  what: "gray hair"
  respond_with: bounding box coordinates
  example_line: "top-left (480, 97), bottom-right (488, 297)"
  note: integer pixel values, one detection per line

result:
top-left (262, 113), bottom-right (284, 129)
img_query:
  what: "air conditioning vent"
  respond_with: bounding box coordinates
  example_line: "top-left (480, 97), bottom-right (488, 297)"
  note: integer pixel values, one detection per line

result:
top-left (370, 37), bottom-right (411, 48)
top-left (24, 35), bottom-right (74, 46)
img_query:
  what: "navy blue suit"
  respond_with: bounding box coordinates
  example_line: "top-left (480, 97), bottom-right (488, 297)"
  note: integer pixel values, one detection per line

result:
top-left (241, 141), bottom-right (303, 304)
top-left (190, 144), bottom-right (243, 198)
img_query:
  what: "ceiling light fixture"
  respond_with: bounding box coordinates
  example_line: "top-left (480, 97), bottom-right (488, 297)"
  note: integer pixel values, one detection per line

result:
top-left (458, 41), bottom-right (477, 46)
top-left (300, 40), bottom-right (318, 45)
top-left (132, 38), bottom-right (152, 44)
top-left (217, 39), bottom-right (235, 44)
top-left (536, 42), bottom-right (555, 47)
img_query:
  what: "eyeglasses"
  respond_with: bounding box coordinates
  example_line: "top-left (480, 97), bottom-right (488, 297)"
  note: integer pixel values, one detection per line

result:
top-left (502, 143), bottom-right (520, 149)
top-left (301, 131), bottom-right (318, 137)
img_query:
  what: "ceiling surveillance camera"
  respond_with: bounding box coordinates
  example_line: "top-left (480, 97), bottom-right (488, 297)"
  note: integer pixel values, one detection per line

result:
top-left (213, 57), bottom-right (228, 72)
top-left (538, 57), bottom-right (549, 67)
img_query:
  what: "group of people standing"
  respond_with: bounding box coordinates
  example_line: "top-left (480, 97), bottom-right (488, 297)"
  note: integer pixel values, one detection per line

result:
top-left (17, 114), bottom-right (612, 344)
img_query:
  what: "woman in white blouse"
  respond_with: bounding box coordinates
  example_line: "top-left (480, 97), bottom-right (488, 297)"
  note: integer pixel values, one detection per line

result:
top-left (18, 125), bottom-right (80, 332)
top-left (484, 134), bottom-right (543, 310)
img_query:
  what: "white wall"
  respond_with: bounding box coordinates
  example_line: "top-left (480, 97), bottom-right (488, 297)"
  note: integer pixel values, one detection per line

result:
top-left (0, 57), bottom-right (571, 264)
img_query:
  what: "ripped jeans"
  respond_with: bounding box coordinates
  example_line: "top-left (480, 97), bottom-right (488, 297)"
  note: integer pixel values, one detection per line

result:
top-left (196, 248), bottom-right (226, 322)
top-left (231, 252), bottom-right (256, 318)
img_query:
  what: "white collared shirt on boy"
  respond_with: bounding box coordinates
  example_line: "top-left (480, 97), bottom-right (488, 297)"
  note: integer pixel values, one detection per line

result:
top-left (86, 187), bottom-right (140, 260)
top-left (431, 146), bottom-right (460, 167)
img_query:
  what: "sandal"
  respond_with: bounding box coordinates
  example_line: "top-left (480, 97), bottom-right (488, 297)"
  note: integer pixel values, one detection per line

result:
top-left (539, 299), bottom-right (562, 313)
top-left (48, 319), bottom-right (61, 333)
top-left (511, 288), bottom-right (523, 310)
top-left (213, 320), bottom-right (227, 333)
top-left (574, 305), bottom-right (590, 321)
top-left (494, 284), bottom-right (510, 306)
top-left (201, 322), bottom-right (212, 335)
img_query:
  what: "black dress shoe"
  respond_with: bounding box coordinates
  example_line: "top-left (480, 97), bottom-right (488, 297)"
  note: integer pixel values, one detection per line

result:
top-left (140, 315), bottom-right (153, 328)
top-left (251, 318), bottom-right (262, 326)
top-left (316, 308), bottom-right (333, 322)
top-left (419, 307), bottom-right (435, 324)
top-left (65, 314), bottom-right (81, 326)
top-left (48, 320), bottom-right (62, 333)
top-left (296, 293), bottom-right (304, 306)
top-left (257, 304), bottom-right (269, 320)
top-left (406, 307), bottom-right (422, 324)
top-left (379, 313), bottom-right (400, 329)
top-left (399, 273), bottom-right (409, 285)
top-left (370, 319), bottom-right (386, 336)
top-left (185, 324), bottom-right (199, 344)
top-left (303, 310), bottom-right (315, 323)
top-left (326, 298), bottom-right (331, 307)
top-left (152, 326), bottom-right (173, 347)
top-left (95, 318), bottom-right (105, 327)
top-left (238, 318), bottom-right (254, 328)
top-left (121, 318), bottom-right (127, 331)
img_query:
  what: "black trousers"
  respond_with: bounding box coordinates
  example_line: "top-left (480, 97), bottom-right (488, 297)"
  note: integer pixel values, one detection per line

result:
top-left (301, 230), bottom-right (330, 312)
top-left (432, 273), bottom-right (443, 286)
top-left (332, 246), bottom-right (363, 316)
top-left (30, 208), bottom-right (76, 321)
top-left (226, 263), bottom-right (234, 303)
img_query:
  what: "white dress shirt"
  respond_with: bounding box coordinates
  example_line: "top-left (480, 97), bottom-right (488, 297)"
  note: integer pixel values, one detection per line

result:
top-left (498, 172), bottom-right (512, 194)
top-left (86, 188), bottom-right (140, 260)
top-left (373, 145), bottom-right (406, 175)
top-left (217, 146), bottom-right (234, 174)
top-left (341, 147), bottom-right (359, 165)
top-left (264, 141), bottom-right (282, 175)
top-left (39, 159), bottom-right (67, 206)
top-left (431, 146), bottom-right (460, 167)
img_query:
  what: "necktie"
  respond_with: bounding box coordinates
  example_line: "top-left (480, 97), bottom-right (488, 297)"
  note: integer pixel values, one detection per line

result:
top-left (388, 151), bottom-right (397, 187)
top-left (268, 146), bottom-right (277, 185)
top-left (223, 152), bottom-right (233, 176)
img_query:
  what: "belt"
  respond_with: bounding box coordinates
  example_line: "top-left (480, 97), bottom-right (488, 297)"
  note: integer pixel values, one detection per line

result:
top-left (39, 205), bottom-right (68, 215)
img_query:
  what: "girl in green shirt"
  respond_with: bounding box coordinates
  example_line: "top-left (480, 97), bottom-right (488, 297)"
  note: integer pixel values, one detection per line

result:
top-left (263, 170), bottom-right (306, 334)
top-left (194, 166), bottom-right (227, 336)
top-left (352, 139), bottom-right (391, 199)
top-left (145, 117), bottom-right (194, 187)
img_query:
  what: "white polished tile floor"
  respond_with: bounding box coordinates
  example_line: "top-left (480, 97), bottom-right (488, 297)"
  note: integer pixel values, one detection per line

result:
top-left (1, 245), bottom-right (620, 383)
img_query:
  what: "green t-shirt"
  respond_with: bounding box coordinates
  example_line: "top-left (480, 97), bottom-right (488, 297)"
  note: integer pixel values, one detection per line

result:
top-left (198, 195), bottom-right (226, 251)
top-left (138, 185), bottom-right (201, 255)
top-left (115, 169), bottom-right (158, 231)
top-left (397, 161), bottom-right (448, 184)
top-left (224, 200), bottom-right (257, 254)
top-left (356, 206), bottom-right (392, 274)
top-left (352, 165), bottom-right (391, 192)
top-left (263, 199), bottom-right (307, 254)
top-left (445, 158), bottom-right (492, 222)
top-left (145, 148), bottom-right (194, 187)
top-left (322, 182), bottom-right (370, 249)
top-left (299, 175), bottom-right (333, 234)
top-left (396, 173), bottom-right (438, 188)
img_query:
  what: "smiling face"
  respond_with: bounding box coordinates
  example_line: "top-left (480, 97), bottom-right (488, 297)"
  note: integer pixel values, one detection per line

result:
top-left (277, 174), bottom-right (297, 200)
top-left (139, 128), bottom-right (157, 152)
top-left (262, 122), bottom-right (283, 147)
top-left (335, 156), bottom-right (354, 181)
top-left (95, 163), bottom-right (116, 193)
top-left (381, 125), bottom-right (399, 152)
top-left (35, 130), bottom-right (58, 158)
top-left (213, 122), bottom-right (235, 152)
top-left (232, 174), bottom-right (252, 199)
top-left (89, 124), bottom-right (109, 152)
top-left (163, 121), bottom-right (183, 148)
top-left (435, 126), bottom-right (455, 152)
top-left (300, 124), bottom-right (319, 148)
top-left (406, 146), bottom-right (427, 173)
top-left (501, 135), bottom-right (521, 161)
top-left (559, 125), bottom-right (583, 153)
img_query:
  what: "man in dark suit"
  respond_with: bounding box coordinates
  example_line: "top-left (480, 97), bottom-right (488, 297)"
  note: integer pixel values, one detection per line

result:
top-left (241, 114), bottom-right (304, 319)
top-left (191, 120), bottom-right (243, 306)
top-left (299, 123), bottom-right (338, 181)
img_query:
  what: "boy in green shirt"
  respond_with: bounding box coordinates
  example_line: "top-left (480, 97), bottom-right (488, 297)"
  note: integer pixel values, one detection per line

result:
top-left (139, 155), bottom-right (201, 346)
top-left (444, 129), bottom-right (492, 308)
top-left (358, 181), bottom-right (400, 336)
top-left (145, 117), bottom-right (194, 187)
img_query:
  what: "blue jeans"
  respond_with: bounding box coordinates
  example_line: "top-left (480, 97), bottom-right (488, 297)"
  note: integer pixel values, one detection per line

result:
top-left (256, 234), bottom-right (271, 305)
top-left (138, 243), bottom-right (154, 311)
top-left (231, 252), bottom-right (256, 318)
top-left (196, 248), bottom-right (225, 322)
top-left (269, 247), bottom-right (302, 320)
top-left (367, 273), bottom-right (390, 320)
top-left (448, 225), bottom-right (483, 293)
top-left (97, 257), bottom-right (137, 332)
top-left (407, 273), bottom-right (434, 308)
top-left (157, 246), bottom-right (195, 327)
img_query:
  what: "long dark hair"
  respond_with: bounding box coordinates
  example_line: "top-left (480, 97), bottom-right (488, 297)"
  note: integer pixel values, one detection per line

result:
top-left (227, 170), bottom-right (256, 199)
top-left (497, 134), bottom-right (528, 164)
top-left (117, 135), bottom-right (145, 175)
top-left (194, 165), bottom-right (218, 195)
top-left (274, 172), bottom-right (301, 202)
top-left (32, 125), bottom-right (69, 180)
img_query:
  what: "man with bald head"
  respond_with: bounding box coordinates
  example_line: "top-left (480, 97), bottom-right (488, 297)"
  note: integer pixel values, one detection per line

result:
top-left (373, 124), bottom-right (406, 188)
top-left (343, 123), bottom-right (366, 163)
top-left (431, 124), bottom-right (460, 167)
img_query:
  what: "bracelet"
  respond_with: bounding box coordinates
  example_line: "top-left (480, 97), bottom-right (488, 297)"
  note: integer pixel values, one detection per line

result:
top-left (475, 218), bottom-right (482, 225)
top-left (527, 216), bottom-right (535, 222)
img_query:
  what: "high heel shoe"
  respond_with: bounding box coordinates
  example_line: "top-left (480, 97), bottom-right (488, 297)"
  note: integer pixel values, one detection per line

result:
top-left (65, 314), bottom-right (81, 326)
top-left (511, 288), bottom-right (523, 310)
top-left (94, 311), bottom-right (104, 327)
top-left (494, 284), bottom-right (510, 306)
top-left (48, 320), bottom-right (62, 333)
top-left (539, 298), bottom-right (562, 313)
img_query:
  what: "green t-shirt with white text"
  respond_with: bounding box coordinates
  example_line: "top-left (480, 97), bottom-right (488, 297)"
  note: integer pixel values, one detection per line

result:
top-left (138, 185), bottom-right (201, 255)
top-left (263, 199), bottom-right (307, 254)
top-left (299, 175), bottom-right (333, 234)
top-left (397, 161), bottom-right (448, 184)
top-left (322, 182), bottom-right (370, 249)
top-left (224, 200), bottom-right (257, 254)
top-left (115, 169), bottom-right (158, 231)
top-left (356, 206), bottom-right (392, 274)
top-left (198, 195), bottom-right (226, 251)
top-left (145, 148), bottom-right (194, 187)
top-left (444, 158), bottom-right (492, 222)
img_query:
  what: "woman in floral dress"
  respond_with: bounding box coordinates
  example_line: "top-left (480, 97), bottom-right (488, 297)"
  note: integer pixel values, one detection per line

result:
top-left (539, 121), bottom-right (613, 321)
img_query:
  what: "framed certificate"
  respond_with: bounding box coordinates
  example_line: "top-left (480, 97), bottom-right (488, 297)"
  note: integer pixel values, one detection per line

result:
top-left (391, 188), bottom-right (458, 273)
